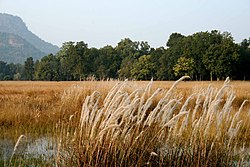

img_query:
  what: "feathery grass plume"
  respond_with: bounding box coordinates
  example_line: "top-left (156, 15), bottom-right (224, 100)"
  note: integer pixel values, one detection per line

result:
top-left (163, 76), bottom-right (190, 100)
top-left (138, 88), bottom-right (162, 124)
top-left (143, 77), bottom-right (189, 127)
top-left (202, 84), bottom-right (214, 112)
top-left (97, 124), bottom-right (121, 139)
top-left (137, 79), bottom-right (154, 118)
top-left (103, 80), bottom-right (128, 109)
top-left (80, 95), bottom-right (90, 129)
top-left (160, 99), bottom-right (182, 124)
top-left (154, 99), bottom-right (179, 126)
top-left (10, 135), bottom-right (26, 162)
top-left (224, 77), bottom-right (231, 85)
top-left (56, 77), bottom-right (250, 166)
top-left (238, 100), bottom-right (249, 115)
top-left (162, 111), bottom-right (189, 129)
top-left (221, 92), bottom-right (235, 121)
top-left (178, 111), bottom-right (190, 136)
top-left (179, 93), bottom-right (196, 113)
top-left (227, 120), bottom-right (243, 148)
top-left (192, 93), bottom-right (202, 122)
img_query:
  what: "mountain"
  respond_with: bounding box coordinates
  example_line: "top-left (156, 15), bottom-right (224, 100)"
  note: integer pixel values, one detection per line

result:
top-left (0, 13), bottom-right (59, 56)
top-left (0, 32), bottom-right (46, 63)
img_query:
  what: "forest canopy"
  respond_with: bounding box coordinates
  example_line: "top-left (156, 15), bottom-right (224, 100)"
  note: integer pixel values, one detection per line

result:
top-left (1, 30), bottom-right (250, 81)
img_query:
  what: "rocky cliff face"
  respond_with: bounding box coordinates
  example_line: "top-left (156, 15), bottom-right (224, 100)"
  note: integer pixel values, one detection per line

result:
top-left (0, 13), bottom-right (59, 56)
top-left (0, 32), bottom-right (46, 63)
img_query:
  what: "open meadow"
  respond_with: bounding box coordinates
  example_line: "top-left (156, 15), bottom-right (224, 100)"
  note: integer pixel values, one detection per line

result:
top-left (0, 78), bottom-right (250, 166)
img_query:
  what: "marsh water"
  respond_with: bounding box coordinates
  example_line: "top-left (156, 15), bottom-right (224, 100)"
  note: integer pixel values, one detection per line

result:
top-left (0, 137), bottom-right (57, 162)
top-left (1, 136), bottom-right (250, 166)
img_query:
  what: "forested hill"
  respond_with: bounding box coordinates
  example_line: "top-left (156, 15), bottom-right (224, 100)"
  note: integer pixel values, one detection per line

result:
top-left (0, 13), bottom-right (59, 55)
top-left (0, 32), bottom-right (46, 63)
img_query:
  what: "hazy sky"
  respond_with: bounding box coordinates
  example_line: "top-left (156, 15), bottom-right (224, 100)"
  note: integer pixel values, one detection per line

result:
top-left (0, 0), bottom-right (249, 48)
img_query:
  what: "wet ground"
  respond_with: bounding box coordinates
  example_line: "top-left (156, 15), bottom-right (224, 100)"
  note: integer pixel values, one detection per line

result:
top-left (0, 137), bottom-right (57, 162)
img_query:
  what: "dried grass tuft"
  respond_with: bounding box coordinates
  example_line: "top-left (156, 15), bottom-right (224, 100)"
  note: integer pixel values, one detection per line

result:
top-left (57, 77), bottom-right (250, 166)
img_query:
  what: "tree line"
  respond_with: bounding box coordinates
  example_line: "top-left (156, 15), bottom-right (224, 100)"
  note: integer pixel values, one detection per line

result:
top-left (1, 30), bottom-right (250, 81)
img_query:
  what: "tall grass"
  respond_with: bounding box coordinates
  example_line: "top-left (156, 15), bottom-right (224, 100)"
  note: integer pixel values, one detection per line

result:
top-left (57, 77), bottom-right (250, 166)
top-left (0, 80), bottom-right (250, 166)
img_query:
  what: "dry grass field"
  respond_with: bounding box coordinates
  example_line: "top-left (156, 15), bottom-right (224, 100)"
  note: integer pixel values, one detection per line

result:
top-left (0, 78), bottom-right (250, 166)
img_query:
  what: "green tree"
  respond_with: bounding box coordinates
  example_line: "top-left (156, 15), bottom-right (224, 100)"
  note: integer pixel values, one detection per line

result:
top-left (159, 33), bottom-right (186, 80)
top-left (131, 55), bottom-right (156, 80)
top-left (7, 63), bottom-right (21, 80)
top-left (151, 47), bottom-right (166, 80)
top-left (202, 33), bottom-right (240, 80)
top-left (166, 33), bottom-right (185, 47)
top-left (116, 38), bottom-right (152, 79)
top-left (173, 56), bottom-right (195, 78)
top-left (0, 61), bottom-right (8, 80)
top-left (95, 45), bottom-right (121, 79)
top-left (182, 32), bottom-right (211, 80)
top-left (35, 54), bottom-right (60, 81)
top-left (58, 41), bottom-right (96, 80)
top-left (23, 57), bottom-right (34, 80)
top-left (57, 41), bottom-right (76, 80)
top-left (116, 38), bottom-right (139, 59)
top-left (160, 30), bottom-right (241, 81)
top-left (139, 41), bottom-right (151, 55)
top-left (72, 41), bottom-right (89, 80)
top-left (236, 38), bottom-right (250, 80)
top-left (116, 38), bottom-right (140, 79)
top-left (82, 47), bottom-right (99, 79)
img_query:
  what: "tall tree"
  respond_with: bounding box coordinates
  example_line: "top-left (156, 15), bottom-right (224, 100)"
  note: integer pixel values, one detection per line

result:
top-left (35, 54), bottom-right (60, 81)
top-left (151, 47), bottom-right (166, 80)
top-left (116, 38), bottom-right (140, 79)
top-left (0, 61), bottom-right (9, 80)
top-left (139, 41), bottom-right (151, 55)
top-left (73, 41), bottom-right (89, 80)
top-left (95, 45), bottom-right (121, 79)
top-left (235, 38), bottom-right (250, 80)
top-left (57, 41), bottom-right (76, 80)
top-left (166, 33), bottom-right (185, 47)
top-left (82, 47), bottom-right (99, 79)
top-left (159, 33), bottom-right (186, 80)
top-left (202, 33), bottom-right (240, 80)
top-left (173, 56), bottom-right (195, 78)
top-left (131, 55), bottom-right (156, 80)
top-left (23, 57), bottom-right (34, 80)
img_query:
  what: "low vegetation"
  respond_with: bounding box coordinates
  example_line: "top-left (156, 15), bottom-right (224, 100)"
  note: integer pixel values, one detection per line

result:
top-left (0, 78), bottom-right (250, 166)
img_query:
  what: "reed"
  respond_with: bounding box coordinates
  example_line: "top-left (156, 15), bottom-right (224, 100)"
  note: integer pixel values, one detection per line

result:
top-left (57, 77), bottom-right (250, 166)
top-left (9, 135), bottom-right (26, 162)
top-left (0, 80), bottom-right (250, 166)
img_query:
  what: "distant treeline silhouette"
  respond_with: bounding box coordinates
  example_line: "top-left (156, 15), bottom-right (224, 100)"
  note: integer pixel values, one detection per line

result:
top-left (0, 30), bottom-right (250, 81)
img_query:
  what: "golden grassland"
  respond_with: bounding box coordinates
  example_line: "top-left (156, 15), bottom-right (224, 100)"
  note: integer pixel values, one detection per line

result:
top-left (0, 79), bottom-right (250, 166)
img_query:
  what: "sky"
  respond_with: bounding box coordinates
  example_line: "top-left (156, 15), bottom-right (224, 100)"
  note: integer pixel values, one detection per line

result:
top-left (0, 0), bottom-right (249, 48)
